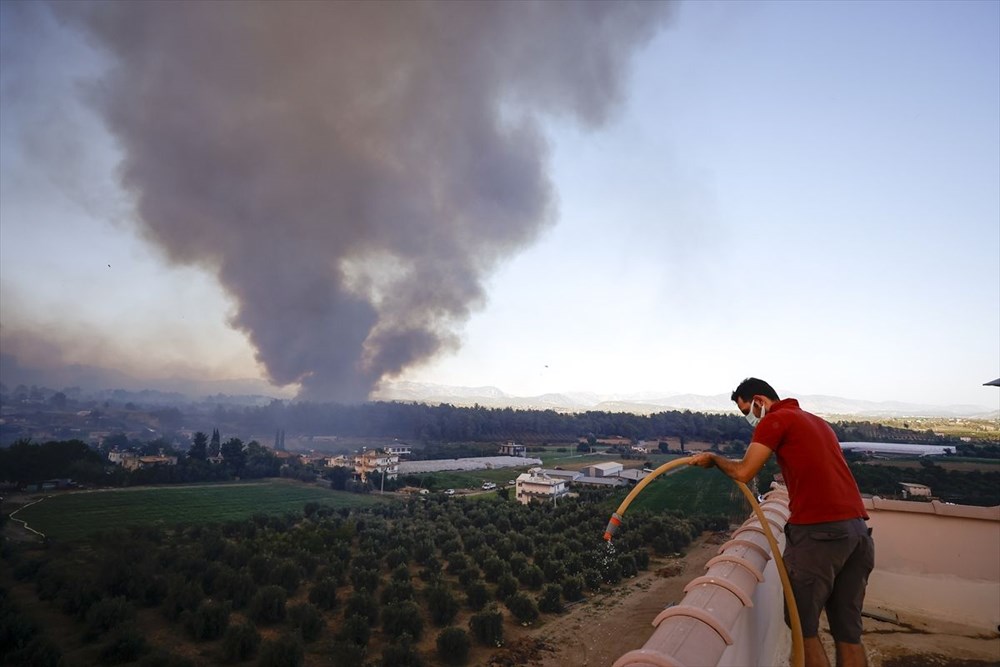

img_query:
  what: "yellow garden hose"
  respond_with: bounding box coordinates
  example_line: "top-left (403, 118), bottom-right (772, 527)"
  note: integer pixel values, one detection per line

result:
top-left (603, 456), bottom-right (804, 667)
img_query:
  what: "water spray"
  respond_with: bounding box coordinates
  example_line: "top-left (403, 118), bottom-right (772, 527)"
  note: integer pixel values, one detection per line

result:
top-left (603, 456), bottom-right (804, 667)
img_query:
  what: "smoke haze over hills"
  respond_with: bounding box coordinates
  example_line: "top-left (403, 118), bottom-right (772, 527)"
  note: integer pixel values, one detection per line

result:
top-left (36, 1), bottom-right (671, 403)
top-left (2, 2), bottom-right (996, 411)
top-left (1, 355), bottom-right (994, 419)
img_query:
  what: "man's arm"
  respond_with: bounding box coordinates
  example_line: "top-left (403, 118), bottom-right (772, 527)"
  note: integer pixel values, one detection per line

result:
top-left (688, 442), bottom-right (773, 484)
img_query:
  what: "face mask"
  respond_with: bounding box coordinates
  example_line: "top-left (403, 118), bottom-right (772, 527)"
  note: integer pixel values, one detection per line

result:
top-left (745, 400), bottom-right (765, 428)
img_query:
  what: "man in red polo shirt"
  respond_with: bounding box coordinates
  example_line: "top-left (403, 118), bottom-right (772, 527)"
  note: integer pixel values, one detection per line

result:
top-left (689, 377), bottom-right (874, 667)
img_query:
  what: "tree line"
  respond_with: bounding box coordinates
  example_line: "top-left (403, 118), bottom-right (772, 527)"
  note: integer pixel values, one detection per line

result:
top-left (202, 400), bottom-right (977, 448)
top-left (0, 436), bottom-right (312, 488)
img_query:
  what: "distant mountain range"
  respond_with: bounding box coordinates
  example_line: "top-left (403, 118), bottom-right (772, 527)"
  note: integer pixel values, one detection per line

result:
top-left (1, 354), bottom-right (996, 418)
top-left (372, 381), bottom-right (1000, 419)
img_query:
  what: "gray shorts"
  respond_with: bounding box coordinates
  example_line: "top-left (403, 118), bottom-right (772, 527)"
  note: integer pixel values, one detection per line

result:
top-left (783, 518), bottom-right (875, 643)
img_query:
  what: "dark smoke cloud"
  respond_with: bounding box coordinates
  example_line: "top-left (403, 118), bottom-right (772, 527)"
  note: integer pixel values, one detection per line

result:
top-left (59, 1), bottom-right (671, 402)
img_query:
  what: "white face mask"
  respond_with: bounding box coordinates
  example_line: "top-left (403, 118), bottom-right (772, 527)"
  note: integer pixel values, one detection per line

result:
top-left (745, 400), bottom-right (765, 427)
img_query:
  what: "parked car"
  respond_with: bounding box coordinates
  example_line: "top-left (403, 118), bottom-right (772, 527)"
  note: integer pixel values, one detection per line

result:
top-left (419, 488), bottom-right (429, 495)
top-left (444, 488), bottom-right (455, 495)
top-left (481, 482), bottom-right (496, 490)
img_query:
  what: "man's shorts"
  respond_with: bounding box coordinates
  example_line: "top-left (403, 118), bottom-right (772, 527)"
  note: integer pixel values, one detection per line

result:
top-left (782, 518), bottom-right (875, 643)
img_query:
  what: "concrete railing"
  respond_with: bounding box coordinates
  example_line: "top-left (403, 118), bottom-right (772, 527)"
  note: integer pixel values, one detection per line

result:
top-left (613, 486), bottom-right (792, 667)
top-left (614, 489), bottom-right (1000, 665)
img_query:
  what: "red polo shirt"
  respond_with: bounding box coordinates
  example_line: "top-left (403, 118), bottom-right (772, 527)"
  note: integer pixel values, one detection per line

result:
top-left (752, 398), bottom-right (868, 525)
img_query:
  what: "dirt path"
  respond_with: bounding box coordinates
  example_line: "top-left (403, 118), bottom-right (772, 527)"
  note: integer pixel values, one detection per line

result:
top-left (514, 533), bottom-right (723, 667)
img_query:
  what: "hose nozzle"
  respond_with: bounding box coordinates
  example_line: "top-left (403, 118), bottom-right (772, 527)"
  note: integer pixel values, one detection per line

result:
top-left (603, 512), bottom-right (623, 542)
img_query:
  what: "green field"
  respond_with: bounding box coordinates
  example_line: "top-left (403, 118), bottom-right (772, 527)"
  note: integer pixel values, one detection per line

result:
top-left (406, 452), bottom-right (633, 490)
top-left (13, 481), bottom-right (382, 541)
top-left (409, 468), bottom-right (524, 490)
top-left (537, 451), bottom-right (615, 468)
top-left (622, 466), bottom-right (752, 519)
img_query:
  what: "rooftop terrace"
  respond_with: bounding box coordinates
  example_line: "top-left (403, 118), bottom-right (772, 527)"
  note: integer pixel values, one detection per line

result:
top-left (613, 485), bottom-right (1000, 667)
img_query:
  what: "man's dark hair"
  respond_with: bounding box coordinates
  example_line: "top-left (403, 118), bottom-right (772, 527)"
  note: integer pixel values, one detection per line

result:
top-left (731, 377), bottom-right (780, 403)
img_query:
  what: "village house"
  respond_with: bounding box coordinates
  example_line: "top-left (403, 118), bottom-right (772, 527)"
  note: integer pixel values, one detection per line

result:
top-left (497, 441), bottom-right (526, 457)
top-left (899, 482), bottom-right (932, 499)
top-left (515, 469), bottom-right (569, 505)
top-left (353, 449), bottom-right (399, 482)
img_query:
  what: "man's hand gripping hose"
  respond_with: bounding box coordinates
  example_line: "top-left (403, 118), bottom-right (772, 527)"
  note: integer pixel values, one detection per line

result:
top-left (603, 456), bottom-right (804, 667)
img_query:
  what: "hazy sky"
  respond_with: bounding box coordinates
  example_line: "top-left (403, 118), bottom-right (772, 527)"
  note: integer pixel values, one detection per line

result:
top-left (1, 1), bottom-right (998, 409)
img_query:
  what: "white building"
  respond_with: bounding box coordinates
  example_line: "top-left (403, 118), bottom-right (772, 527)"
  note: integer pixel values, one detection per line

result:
top-left (498, 442), bottom-right (526, 457)
top-left (353, 450), bottom-right (399, 482)
top-left (108, 450), bottom-right (132, 465)
top-left (108, 450), bottom-right (178, 471)
top-left (899, 482), bottom-right (932, 498)
top-left (631, 441), bottom-right (650, 454)
top-left (535, 468), bottom-right (582, 482)
top-left (326, 454), bottom-right (352, 468)
top-left (616, 468), bottom-right (649, 484)
top-left (515, 470), bottom-right (569, 505)
top-left (384, 445), bottom-right (411, 456)
top-left (583, 462), bottom-right (624, 478)
top-left (122, 455), bottom-right (178, 471)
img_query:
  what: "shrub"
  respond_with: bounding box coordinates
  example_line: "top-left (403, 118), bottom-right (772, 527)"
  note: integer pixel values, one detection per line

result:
top-left (338, 613), bottom-right (371, 647)
top-left (468, 607), bottom-right (503, 647)
top-left (480, 556), bottom-right (505, 582)
top-left (349, 566), bottom-right (380, 593)
top-left (257, 632), bottom-right (304, 667)
top-left (505, 592), bottom-right (539, 625)
top-left (329, 640), bottom-right (366, 667)
top-left (137, 650), bottom-right (196, 667)
top-left (493, 573), bottom-right (518, 602)
top-left (419, 556), bottom-right (442, 582)
top-left (344, 591), bottom-right (379, 626)
top-left (221, 622), bottom-right (260, 662)
top-left (380, 634), bottom-right (423, 667)
top-left (582, 568), bottom-right (602, 591)
top-left (99, 624), bottom-right (148, 664)
top-left (186, 600), bottom-right (230, 641)
top-left (1, 636), bottom-right (62, 667)
top-left (457, 566), bottom-right (480, 587)
top-left (217, 570), bottom-right (256, 609)
top-left (385, 548), bottom-right (410, 569)
top-left (619, 554), bottom-right (638, 578)
top-left (542, 560), bottom-right (565, 582)
top-left (508, 554), bottom-right (528, 576)
top-left (436, 627), bottom-right (470, 666)
top-left (249, 585), bottom-right (287, 624)
top-left (380, 579), bottom-right (414, 605)
top-left (465, 581), bottom-right (490, 611)
top-left (602, 560), bottom-right (623, 585)
top-left (85, 596), bottom-right (135, 640)
top-left (382, 600), bottom-right (423, 640)
top-left (517, 564), bottom-right (544, 590)
top-left (561, 575), bottom-right (584, 602)
top-left (269, 560), bottom-right (304, 595)
top-left (288, 602), bottom-right (324, 642)
top-left (446, 553), bottom-right (468, 574)
top-left (309, 578), bottom-right (338, 611)
top-left (426, 583), bottom-right (459, 626)
top-left (248, 554), bottom-right (274, 585)
top-left (161, 578), bottom-right (204, 622)
top-left (538, 584), bottom-right (562, 614)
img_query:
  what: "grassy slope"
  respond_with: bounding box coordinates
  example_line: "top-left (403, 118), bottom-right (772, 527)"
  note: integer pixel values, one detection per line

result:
top-left (14, 480), bottom-right (382, 541)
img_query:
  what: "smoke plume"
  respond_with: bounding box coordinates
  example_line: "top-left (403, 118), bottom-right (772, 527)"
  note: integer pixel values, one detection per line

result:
top-left (60, 1), bottom-right (670, 402)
